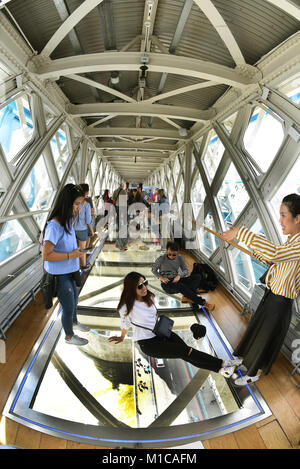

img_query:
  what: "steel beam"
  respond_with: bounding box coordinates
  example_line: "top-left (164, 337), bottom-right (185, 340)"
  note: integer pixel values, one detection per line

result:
top-left (68, 102), bottom-right (214, 122)
top-left (96, 141), bottom-right (177, 151)
top-left (34, 52), bottom-right (254, 87)
top-left (66, 74), bottom-right (136, 103)
top-left (264, 0), bottom-right (300, 20)
top-left (144, 80), bottom-right (219, 104)
top-left (102, 150), bottom-right (169, 158)
top-left (193, 0), bottom-right (246, 66)
top-left (87, 126), bottom-right (187, 140)
top-left (41, 0), bottom-right (104, 57)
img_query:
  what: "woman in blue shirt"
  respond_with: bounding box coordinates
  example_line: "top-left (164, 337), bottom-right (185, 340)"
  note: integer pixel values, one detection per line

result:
top-left (42, 184), bottom-right (90, 346)
top-left (73, 183), bottom-right (94, 271)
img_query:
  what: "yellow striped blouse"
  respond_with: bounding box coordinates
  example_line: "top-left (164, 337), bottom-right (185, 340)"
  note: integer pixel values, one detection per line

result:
top-left (237, 226), bottom-right (300, 299)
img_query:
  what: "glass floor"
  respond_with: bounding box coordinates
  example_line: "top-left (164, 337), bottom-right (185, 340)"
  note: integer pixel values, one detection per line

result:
top-left (4, 234), bottom-right (271, 448)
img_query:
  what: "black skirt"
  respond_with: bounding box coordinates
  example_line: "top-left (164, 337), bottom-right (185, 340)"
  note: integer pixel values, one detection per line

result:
top-left (234, 288), bottom-right (293, 376)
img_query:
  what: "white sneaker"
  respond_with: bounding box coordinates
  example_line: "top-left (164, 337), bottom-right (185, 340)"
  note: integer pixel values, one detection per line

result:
top-left (234, 375), bottom-right (260, 386)
top-left (223, 358), bottom-right (243, 368)
top-left (73, 322), bottom-right (90, 332)
top-left (219, 366), bottom-right (235, 378)
top-left (65, 335), bottom-right (89, 346)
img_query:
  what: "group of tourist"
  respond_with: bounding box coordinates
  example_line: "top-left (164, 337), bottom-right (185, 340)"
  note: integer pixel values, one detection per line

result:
top-left (42, 182), bottom-right (300, 387)
top-left (101, 183), bottom-right (170, 250)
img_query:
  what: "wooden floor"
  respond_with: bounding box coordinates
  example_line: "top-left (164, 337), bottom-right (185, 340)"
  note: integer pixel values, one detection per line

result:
top-left (0, 250), bottom-right (300, 449)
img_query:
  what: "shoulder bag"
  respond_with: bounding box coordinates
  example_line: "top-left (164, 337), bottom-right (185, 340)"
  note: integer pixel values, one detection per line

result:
top-left (130, 307), bottom-right (174, 339)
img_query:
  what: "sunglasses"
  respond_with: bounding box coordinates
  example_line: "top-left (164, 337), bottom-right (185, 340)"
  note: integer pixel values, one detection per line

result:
top-left (73, 184), bottom-right (84, 193)
top-left (137, 279), bottom-right (148, 290)
top-left (168, 253), bottom-right (177, 258)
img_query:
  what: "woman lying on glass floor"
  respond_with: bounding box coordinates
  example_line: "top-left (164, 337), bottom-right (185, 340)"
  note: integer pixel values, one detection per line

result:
top-left (109, 271), bottom-right (242, 379)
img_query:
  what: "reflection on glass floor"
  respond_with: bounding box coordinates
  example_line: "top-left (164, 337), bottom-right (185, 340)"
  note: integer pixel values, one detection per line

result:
top-left (5, 236), bottom-right (271, 447)
top-left (32, 240), bottom-right (238, 429)
top-left (32, 324), bottom-right (239, 428)
top-left (78, 241), bottom-right (185, 309)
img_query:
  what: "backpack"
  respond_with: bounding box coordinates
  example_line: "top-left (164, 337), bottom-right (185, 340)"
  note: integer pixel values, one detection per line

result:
top-left (191, 262), bottom-right (218, 291)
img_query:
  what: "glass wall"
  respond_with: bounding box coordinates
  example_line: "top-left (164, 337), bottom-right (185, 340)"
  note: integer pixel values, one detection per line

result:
top-left (202, 129), bottom-right (225, 183)
top-left (176, 177), bottom-right (184, 208)
top-left (191, 172), bottom-right (205, 220)
top-left (221, 112), bottom-right (237, 135)
top-left (0, 94), bottom-right (34, 163)
top-left (276, 72), bottom-right (300, 106)
top-left (243, 105), bottom-right (285, 173)
top-left (21, 154), bottom-right (55, 229)
top-left (216, 163), bottom-right (249, 226)
top-left (231, 219), bottom-right (268, 293)
top-left (21, 155), bottom-right (54, 212)
top-left (0, 87), bottom-right (116, 269)
top-left (50, 123), bottom-right (71, 180)
top-left (0, 219), bottom-right (33, 263)
top-left (197, 213), bottom-right (219, 258)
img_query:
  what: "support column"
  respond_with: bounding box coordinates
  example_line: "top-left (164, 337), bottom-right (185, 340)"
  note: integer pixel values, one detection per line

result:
top-left (184, 141), bottom-right (193, 205)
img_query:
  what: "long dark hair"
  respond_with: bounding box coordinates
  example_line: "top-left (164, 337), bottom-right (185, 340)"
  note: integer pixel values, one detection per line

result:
top-left (44, 184), bottom-right (84, 235)
top-left (117, 271), bottom-right (154, 316)
top-left (282, 193), bottom-right (300, 218)
top-left (103, 189), bottom-right (109, 200)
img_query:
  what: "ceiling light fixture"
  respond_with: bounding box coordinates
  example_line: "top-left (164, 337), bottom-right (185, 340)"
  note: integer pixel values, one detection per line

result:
top-left (110, 71), bottom-right (120, 85)
top-left (146, 0), bottom-right (154, 19)
top-left (179, 128), bottom-right (188, 137)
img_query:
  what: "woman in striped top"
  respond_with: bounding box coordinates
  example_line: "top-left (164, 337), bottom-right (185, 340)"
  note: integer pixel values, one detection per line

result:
top-left (221, 193), bottom-right (300, 386)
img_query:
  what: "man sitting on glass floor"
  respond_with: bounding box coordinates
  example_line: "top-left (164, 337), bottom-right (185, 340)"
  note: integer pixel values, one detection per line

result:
top-left (151, 241), bottom-right (215, 311)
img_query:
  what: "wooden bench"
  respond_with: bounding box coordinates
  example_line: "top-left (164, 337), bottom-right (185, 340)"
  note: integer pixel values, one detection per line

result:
top-left (0, 256), bottom-right (43, 361)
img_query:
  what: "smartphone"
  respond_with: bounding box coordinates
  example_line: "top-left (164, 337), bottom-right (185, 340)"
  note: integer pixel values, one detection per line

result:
top-left (79, 248), bottom-right (92, 252)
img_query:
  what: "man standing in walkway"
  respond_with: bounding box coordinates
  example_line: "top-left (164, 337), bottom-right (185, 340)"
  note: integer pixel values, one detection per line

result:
top-left (152, 241), bottom-right (215, 311)
top-left (112, 183), bottom-right (128, 250)
top-left (112, 183), bottom-right (127, 228)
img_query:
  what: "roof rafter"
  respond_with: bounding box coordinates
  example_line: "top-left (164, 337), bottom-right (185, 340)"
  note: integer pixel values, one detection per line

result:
top-left (193, 0), bottom-right (246, 66)
top-left (264, 0), bottom-right (300, 21)
top-left (34, 52), bottom-right (255, 87)
top-left (96, 141), bottom-right (176, 151)
top-left (143, 80), bottom-right (220, 104)
top-left (41, 0), bottom-right (104, 57)
top-left (69, 102), bottom-right (214, 122)
top-left (102, 151), bottom-right (170, 158)
top-left (86, 125), bottom-right (188, 140)
top-left (66, 74), bottom-right (136, 103)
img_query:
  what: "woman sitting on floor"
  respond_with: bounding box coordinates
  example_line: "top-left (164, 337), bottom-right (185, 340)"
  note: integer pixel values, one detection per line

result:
top-left (109, 271), bottom-right (242, 378)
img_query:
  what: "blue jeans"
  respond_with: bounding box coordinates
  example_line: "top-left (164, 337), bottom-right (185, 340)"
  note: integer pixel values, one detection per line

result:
top-left (75, 229), bottom-right (88, 241)
top-left (56, 273), bottom-right (78, 336)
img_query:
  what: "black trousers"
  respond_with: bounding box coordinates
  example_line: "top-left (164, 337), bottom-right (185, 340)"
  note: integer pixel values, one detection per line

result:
top-left (234, 289), bottom-right (293, 376)
top-left (138, 331), bottom-right (223, 373)
top-left (161, 274), bottom-right (204, 304)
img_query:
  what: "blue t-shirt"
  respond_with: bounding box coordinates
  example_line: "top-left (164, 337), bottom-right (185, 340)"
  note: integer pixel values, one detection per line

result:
top-left (43, 219), bottom-right (79, 275)
top-left (73, 202), bottom-right (92, 232)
